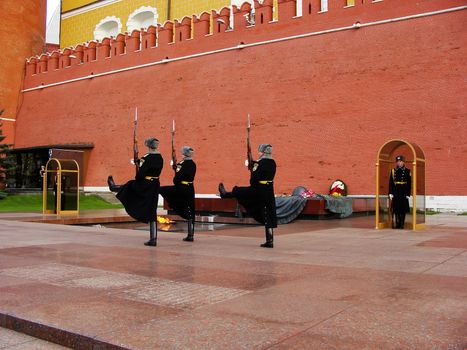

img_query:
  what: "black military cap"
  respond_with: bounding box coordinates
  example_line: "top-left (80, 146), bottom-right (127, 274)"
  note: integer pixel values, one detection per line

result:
top-left (395, 155), bottom-right (405, 161)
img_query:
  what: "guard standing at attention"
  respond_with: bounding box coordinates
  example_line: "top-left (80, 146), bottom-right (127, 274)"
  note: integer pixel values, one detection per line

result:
top-left (389, 155), bottom-right (411, 229)
top-left (108, 137), bottom-right (163, 246)
top-left (218, 144), bottom-right (277, 248)
top-left (159, 146), bottom-right (196, 242)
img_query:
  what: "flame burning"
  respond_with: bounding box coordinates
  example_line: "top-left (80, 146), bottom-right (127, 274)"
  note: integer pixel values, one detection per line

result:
top-left (157, 216), bottom-right (175, 224)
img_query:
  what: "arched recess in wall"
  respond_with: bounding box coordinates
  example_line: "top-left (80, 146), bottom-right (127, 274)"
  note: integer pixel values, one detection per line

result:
top-left (127, 6), bottom-right (159, 32)
top-left (94, 16), bottom-right (122, 41)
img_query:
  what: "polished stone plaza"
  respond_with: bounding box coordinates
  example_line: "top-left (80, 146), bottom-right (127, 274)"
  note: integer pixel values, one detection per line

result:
top-left (0, 213), bottom-right (466, 349)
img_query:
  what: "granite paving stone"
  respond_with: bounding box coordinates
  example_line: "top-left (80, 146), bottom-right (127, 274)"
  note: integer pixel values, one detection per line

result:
top-left (0, 213), bottom-right (465, 349)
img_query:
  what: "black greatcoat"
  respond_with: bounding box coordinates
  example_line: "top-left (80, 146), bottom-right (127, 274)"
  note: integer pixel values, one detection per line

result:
top-left (233, 158), bottom-right (277, 228)
top-left (159, 159), bottom-right (196, 220)
top-left (389, 166), bottom-right (411, 214)
top-left (116, 153), bottom-right (163, 223)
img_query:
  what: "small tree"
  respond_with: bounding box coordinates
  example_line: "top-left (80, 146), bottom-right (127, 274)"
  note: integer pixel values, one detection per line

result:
top-left (0, 109), bottom-right (16, 199)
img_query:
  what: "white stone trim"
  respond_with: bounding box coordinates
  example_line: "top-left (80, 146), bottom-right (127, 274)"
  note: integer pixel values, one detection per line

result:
top-left (351, 195), bottom-right (467, 212)
top-left (426, 196), bottom-right (467, 212)
top-left (94, 16), bottom-right (122, 41)
top-left (126, 6), bottom-right (159, 33)
top-left (62, 0), bottom-right (122, 19)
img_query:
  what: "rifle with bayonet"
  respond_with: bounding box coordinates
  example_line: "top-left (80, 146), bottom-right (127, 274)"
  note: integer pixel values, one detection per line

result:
top-left (133, 107), bottom-right (139, 175)
top-left (171, 120), bottom-right (177, 170)
top-left (245, 113), bottom-right (253, 171)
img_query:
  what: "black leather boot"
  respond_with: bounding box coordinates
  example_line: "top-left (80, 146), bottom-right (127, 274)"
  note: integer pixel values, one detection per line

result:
top-left (394, 214), bottom-right (400, 229)
top-left (183, 221), bottom-right (194, 242)
top-left (400, 214), bottom-right (406, 229)
top-left (218, 183), bottom-right (233, 198)
top-left (183, 208), bottom-right (194, 242)
top-left (107, 175), bottom-right (121, 192)
top-left (144, 221), bottom-right (157, 246)
top-left (260, 227), bottom-right (274, 248)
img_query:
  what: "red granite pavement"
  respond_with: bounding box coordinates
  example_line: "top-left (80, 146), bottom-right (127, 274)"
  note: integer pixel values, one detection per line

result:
top-left (0, 214), bottom-right (466, 349)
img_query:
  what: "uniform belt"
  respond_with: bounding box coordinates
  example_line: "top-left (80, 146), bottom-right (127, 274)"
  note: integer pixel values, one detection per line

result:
top-left (180, 181), bottom-right (193, 185)
top-left (144, 176), bottom-right (159, 181)
top-left (394, 181), bottom-right (407, 184)
top-left (258, 180), bottom-right (273, 185)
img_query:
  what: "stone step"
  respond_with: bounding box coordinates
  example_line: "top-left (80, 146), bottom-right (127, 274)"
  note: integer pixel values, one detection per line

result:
top-left (0, 313), bottom-right (126, 349)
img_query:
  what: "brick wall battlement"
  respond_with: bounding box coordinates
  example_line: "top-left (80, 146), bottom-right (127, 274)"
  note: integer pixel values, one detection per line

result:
top-left (23, 0), bottom-right (466, 89)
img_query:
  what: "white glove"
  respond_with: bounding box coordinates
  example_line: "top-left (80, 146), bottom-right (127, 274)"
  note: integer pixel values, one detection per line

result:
top-left (389, 194), bottom-right (393, 200)
top-left (406, 196), bottom-right (410, 199)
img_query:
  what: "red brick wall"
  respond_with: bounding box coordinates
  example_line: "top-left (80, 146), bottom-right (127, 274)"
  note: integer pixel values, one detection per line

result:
top-left (0, 0), bottom-right (46, 143)
top-left (14, 0), bottom-right (467, 195)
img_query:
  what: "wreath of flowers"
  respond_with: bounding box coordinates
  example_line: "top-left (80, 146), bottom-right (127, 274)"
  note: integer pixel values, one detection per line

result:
top-left (329, 179), bottom-right (348, 196)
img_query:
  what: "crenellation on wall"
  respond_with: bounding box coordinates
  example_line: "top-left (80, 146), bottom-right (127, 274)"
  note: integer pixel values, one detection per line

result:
top-left (158, 21), bottom-right (174, 46)
top-left (83, 41), bottom-right (97, 62)
top-left (25, 57), bottom-right (38, 76)
top-left (126, 30), bottom-right (141, 52)
top-left (192, 12), bottom-right (211, 37)
top-left (278, 0), bottom-right (297, 21)
top-left (21, 0), bottom-right (467, 87)
top-left (233, 2), bottom-right (254, 29)
top-left (254, 0), bottom-right (274, 25)
top-left (212, 8), bottom-right (231, 34)
top-left (141, 25), bottom-right (157, 49)
top-left (23, 0), bottom-right (467, 82)
top-left (174, 17), bottom-right (193, 42)
top-left (21, 0), bottom-right (368, 77)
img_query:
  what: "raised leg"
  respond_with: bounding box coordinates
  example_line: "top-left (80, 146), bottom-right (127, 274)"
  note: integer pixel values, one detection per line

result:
top-left (218, 183), bottom-right (234, 198)
top-left (107, 175), bottom-right (122, 193)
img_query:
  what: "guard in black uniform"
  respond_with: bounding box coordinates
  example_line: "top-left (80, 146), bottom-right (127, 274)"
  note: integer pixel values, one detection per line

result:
top-left (160, 146), bottom-right (196, 242)
top-left (218, 144), bottom-right (277, 248)
top-left (389, 155), bottom-right (411, 229)
top-left (108, 137), bottom-right (164, 246)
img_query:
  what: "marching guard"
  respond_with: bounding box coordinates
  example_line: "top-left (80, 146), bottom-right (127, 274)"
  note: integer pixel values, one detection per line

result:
top-left (108, 137), bottom-right (163, 246)
top-left (159, 146), bottom-right (197, 242)
top-left (389, 155), bottom-right (411, 229)
top-left (218, 144), bottom-right (277, 248)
